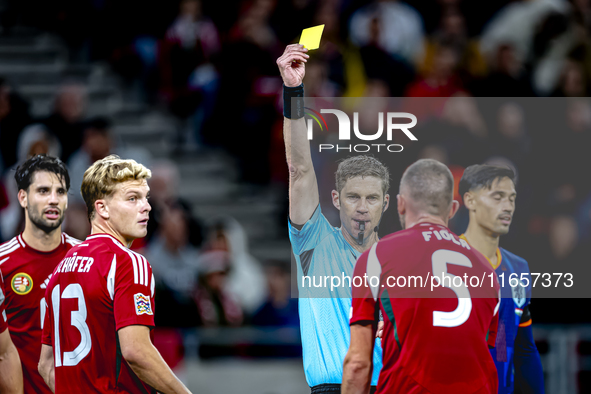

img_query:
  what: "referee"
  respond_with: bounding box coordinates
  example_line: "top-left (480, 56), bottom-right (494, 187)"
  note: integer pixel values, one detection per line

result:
top-left (278, 44), bottom-right (386, 394)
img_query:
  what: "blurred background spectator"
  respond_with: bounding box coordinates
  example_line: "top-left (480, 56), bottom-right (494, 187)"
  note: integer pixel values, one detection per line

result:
top-left (251, 260), bottom-right (298, 328)
top-left (42, 82), bottom-right (86, 162)
top-left (147, 201), bottom-right (202, 328)
top-left (200, 217), bottom-right (267, 316)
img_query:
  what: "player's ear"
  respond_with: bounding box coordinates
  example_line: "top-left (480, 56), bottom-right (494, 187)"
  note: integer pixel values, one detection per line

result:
top-left (331, 190), bottom-right (340, 210)
top-left (448, 200), bottom-right (460, 220)
top-left (463, 192), bottom-right (475, 210)
top-left (95, 199), bottom-right (109, 220)
top-left (17, 189), bottom-right (27, 208)
top-left (383, 194), bottom-right (390, 212)
top-left (396, 194), bottom-right (406, 216)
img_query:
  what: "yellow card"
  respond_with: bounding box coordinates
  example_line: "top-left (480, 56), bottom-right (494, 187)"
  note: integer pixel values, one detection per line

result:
top-left (299, 24), bottom-right (324, 50)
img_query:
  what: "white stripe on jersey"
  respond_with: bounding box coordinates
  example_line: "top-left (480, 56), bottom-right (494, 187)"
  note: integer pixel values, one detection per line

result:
top-left (367, 242), bottom-right (382, 302)
top-left (0, 243), bottom-right (21, 258)
top-left (0, 238), bottom-right (18, 253)
top-left (107, 255), bottom-right (117, 300)
top-left (151, 273), bottom-right (155, 298)
top-left (87, 234), bottom-right (150, 287)
top-left (137, 252), bottom-right (144, 285)
top-left (140, 255), bottom-right (148, 286)
top-left (17, 235), bottom-right (25, 248)
top-left (494, 289), bottom-right (501, 316)
top-left (64, 234), bottom-right (82, 246)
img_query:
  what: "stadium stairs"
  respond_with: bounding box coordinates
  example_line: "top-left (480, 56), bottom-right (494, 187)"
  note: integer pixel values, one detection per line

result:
top-left (0, 27), bottom-right (290, 264)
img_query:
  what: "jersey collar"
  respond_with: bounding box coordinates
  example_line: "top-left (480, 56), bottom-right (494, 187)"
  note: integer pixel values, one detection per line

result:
top-left (86, 233), bottom-right (125, 248)
top-left (459, 234), bottom-right (502, 269)
top-left (17, 233), bottom-right (66, 255)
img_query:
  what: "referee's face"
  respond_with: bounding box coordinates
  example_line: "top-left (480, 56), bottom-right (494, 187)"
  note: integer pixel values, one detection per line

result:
top-left (334, 176), bottom-right (387, 244)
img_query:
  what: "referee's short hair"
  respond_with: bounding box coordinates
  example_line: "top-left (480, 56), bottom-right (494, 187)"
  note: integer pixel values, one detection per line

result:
top-left (458, 165), bottom-right (516, 198)
top-left (335, 155), bottom-right (390, 198)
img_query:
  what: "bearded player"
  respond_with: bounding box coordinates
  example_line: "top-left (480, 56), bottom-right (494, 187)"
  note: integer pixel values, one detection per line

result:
top-left (39, 155), bottom-right (191, 394)
top-left (343, 159), bottom-right (500, 394)
top-left (0, 155), bottom-right (79, 393)
top-left (459, 165), bottom-right (544, 394)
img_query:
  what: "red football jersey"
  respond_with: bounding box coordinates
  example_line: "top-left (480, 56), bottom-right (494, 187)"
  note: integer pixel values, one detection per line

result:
top-left (0, 272), bottom-right (6, 334)
top-left (351, 223), bottom-right (500, 394)
top-left (0, 233), bottom-right (79, 394)
top-left (42, 233), bottom-right (156, 394)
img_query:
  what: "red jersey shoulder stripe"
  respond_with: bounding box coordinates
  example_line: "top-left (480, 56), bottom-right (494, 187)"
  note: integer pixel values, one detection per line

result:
top-left (107, 255), bottom-right (117, 300)
top-left (86, 234), bottom-right (149, 287)
top-left (64, 234), bottom-right (82, 247)
top-left (0, 238), bottom-right (18, 253)
top-left (0, 238), bottom-right (21, 258)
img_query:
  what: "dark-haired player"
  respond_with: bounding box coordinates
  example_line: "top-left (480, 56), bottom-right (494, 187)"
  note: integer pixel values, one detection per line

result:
top-left (459, 165), bottom-right (544, 394)
top-left (343, 159), bottom-right (500, 394)
top-left (0, 155), bottom-right (79, 393)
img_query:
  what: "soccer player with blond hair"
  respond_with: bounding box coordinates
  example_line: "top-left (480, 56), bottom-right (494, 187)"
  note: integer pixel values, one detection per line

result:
top-left (38, 155), bottom-right (192, 394)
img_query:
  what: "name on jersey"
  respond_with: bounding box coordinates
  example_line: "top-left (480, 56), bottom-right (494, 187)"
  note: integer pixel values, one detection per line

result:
top-left (421, 229), bottom-right (470, 249)
top-left (55, 252), bottom-right (94, 274)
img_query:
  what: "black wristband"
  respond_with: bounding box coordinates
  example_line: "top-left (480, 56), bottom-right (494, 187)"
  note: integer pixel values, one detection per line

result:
top-left (283, 83), bottom-right (304, 119)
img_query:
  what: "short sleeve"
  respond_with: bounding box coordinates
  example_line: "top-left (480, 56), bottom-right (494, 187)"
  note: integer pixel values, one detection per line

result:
top-left (41, 295), bottom-right (52, 345)
top-left (114, 252), bottom-right (155, 331)
top-left (350, 249), bottom-right (379, 325)
top-left (288, 204), bottom-right (336, 256)
top-left (0, 274), bottom-right (6, 334)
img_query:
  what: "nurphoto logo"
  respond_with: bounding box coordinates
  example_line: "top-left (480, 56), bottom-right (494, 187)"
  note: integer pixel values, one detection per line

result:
top-left (304, 107), bottom-right (418, 153)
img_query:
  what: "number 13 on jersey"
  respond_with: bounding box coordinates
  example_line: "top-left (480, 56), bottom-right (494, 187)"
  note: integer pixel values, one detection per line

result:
top-left (50, 283), bottom-right (92, 367)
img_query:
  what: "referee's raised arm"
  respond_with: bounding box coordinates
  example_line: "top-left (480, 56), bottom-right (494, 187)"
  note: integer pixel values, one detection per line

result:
top-left (277, 44), bottom-right (318, 226)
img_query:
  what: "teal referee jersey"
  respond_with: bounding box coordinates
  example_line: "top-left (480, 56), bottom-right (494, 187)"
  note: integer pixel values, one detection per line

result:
top-left (289, 205), bottom-right (382, 387)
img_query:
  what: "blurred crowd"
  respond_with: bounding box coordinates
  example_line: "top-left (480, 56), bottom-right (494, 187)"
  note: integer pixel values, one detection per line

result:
top-left (0, 81), bottom-right (295, 335)
top-left (0, 0), bottom-right (588, 332)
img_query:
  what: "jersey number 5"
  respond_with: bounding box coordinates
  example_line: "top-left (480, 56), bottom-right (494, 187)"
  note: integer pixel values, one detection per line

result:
top-left (51, 283), bottom-right (92, 367)
top-left (432, 249), bottom-right (472, 328)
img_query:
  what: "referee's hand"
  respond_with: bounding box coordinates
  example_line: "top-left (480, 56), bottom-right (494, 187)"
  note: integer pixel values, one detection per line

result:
top-left (277, 44), bottom-right (309, 87)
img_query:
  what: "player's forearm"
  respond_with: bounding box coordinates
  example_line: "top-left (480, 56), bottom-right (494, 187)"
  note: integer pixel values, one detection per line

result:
top-left (342, 357), bottom-right (372, 394)
top-left (0, 338), bottom-right (24, 394)
top-left (39, 367), bottom-right (54, 393)
top-left (38, 344), bottom-right (55, 393)
top-left (125, 345), bottom-right (191, 394)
